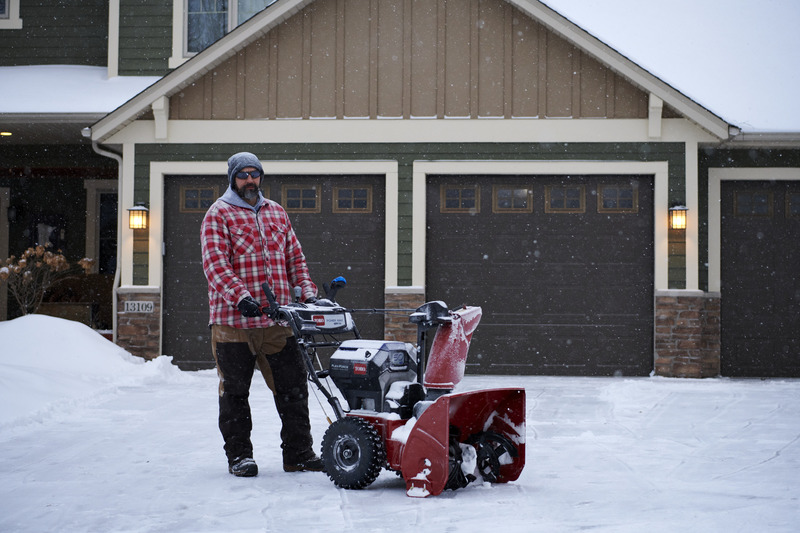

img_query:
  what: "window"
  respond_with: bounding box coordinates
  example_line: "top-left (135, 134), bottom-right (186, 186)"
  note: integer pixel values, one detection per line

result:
top-left (598, 184), bottom-right (638, 213)
top-left (734, 191), bottom-right (772, 217)
top-left (441, 185), bottom-right (479, 213)
top-left (493, 186), bottom-right (532, 213)
top-left (282, 185), bottom-right (320, 213)
top-left (334, 186), bottom-right (372, 213)
top-left (181, 186), bottom-right (218, 212)
top-left (186, 0), bottom-right (273, 54)
top-left (545, 185), bottom-right (585, 213)
top-left (0, 0), bottom-right (22, 29)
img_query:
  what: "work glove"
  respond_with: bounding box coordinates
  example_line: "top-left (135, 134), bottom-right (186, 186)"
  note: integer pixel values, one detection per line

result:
top-left (237, 296), bottom-right (263, 317)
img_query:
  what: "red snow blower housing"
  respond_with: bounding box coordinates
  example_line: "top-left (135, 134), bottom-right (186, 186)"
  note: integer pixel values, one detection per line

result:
top-left (262, 279), bottom-right (525, 497)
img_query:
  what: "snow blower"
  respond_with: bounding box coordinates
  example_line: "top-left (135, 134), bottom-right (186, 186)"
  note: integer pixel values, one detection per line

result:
top-left (261, 279), bottom-right (525, 498)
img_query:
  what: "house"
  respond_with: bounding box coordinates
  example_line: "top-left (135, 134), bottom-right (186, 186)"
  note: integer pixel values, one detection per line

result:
top-left (2, 0), bottom-right (798, 378)
top-left (0, 0), bottom-right (160, 330)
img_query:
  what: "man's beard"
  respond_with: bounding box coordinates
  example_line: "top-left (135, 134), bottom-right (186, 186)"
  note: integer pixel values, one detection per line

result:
top-left (237, 184), bottom-right (260, 202)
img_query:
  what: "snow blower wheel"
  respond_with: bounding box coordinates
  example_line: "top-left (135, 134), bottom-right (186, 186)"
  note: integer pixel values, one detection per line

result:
top-left (321, 417), bottom-right (386, 489)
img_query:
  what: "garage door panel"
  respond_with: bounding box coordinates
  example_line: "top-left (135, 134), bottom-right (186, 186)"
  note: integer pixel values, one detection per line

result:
top-left (164, 174), bottom-right (385, 369)
top-left (721, 180), bottom-right (800, 377)
top-left (427, 174), bottom-right (654, 376)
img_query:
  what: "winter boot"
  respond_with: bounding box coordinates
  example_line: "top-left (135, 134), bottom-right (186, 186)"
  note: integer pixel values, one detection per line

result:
top-left (283, 454), bottom-right (324, 472)
top-left (229, 457), bottom-right (258, 477)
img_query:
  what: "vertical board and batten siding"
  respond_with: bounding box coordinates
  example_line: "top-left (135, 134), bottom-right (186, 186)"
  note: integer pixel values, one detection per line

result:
top-left (168, 0), bottom-right (670, 121)
top-left (0, 0), bottom-right (108, 66)
top-left (118, 0), bottom-right (173, 76)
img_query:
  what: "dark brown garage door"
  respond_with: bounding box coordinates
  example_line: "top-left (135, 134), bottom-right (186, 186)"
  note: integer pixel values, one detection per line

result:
top-left (721, 180), bottom-right (800, 377)
top-left (163, 174), bottom-right (385, 369)
top-left (426, 174), bottom-right (654, 376)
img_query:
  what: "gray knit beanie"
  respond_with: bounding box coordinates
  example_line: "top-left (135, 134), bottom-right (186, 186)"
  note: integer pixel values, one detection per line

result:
top-left (227, 152), bottom-right (264, 187)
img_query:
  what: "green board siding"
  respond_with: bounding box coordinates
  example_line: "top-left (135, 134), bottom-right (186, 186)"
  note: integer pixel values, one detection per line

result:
top-left (130, 142), bottom-right (687, 286)
top-left (0, 0), bottom-right (107, 66)
top-left (118, 0), bottom-right (172, 76)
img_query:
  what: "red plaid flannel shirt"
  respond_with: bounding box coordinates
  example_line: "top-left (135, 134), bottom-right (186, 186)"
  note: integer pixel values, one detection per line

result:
top-left (201, 197), bottom-right (317, 328)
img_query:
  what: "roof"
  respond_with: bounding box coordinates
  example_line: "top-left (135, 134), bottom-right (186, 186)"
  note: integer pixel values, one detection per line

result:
top-left (88, 0), bottom-right (733, 143)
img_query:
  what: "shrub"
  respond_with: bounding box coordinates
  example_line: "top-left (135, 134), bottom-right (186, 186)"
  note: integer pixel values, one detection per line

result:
top-left (0, 245), bottom-right (93, 315)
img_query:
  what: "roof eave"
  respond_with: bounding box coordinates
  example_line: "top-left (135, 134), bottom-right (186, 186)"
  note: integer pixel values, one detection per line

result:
top-left (512, 0), bottom-right (733, 140)
top-left (717, 131), bottom-right (800, 149)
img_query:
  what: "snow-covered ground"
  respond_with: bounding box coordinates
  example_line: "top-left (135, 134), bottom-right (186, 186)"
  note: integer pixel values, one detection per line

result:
top-left (1, 315), bottom-right (798, 532)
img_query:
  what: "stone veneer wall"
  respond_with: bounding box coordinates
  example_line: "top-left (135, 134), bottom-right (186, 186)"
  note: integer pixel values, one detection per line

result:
top-left (384, 287), bottom-right (425, 343)
top-left (116, 286), bottom-right (161, 360)
top-left (654, 290), bottom-right (721, 378)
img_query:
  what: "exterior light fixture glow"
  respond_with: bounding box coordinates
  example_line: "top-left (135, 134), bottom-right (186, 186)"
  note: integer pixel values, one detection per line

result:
top-left (128, 203), bottom-right (149, 230)
top-left (669, 205), bottom-right (688, 230)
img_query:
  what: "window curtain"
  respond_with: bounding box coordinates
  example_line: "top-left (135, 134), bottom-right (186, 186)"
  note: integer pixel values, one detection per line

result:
top-left (187, 0), bottom-right (228, 53)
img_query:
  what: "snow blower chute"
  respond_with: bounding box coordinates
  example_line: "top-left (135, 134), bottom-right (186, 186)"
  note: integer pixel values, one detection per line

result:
top-left (262, 280), bottom-right (525, 498)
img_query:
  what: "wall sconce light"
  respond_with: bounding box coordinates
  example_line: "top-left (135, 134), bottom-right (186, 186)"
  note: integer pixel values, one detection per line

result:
top-left (128, 202), bottom-right (149, 230)
top-left (669, 205), bottom-right (688, 230)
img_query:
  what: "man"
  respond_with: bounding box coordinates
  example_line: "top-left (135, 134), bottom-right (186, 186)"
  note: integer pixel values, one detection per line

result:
top-left (201, 151), bottom-right (323, 477)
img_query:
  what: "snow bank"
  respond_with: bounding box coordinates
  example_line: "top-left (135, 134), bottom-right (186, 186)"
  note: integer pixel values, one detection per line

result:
top-left (0, 315), bottom-right (186, 428)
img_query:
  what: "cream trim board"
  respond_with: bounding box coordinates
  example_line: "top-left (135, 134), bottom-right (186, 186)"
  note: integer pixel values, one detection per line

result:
top-left (84, 180), bottom-right (118, 273)
top-left (120, 144), bottom-right (137, 286)
top-left (105, 118), bottom-right (717, 146)
top-left (412, 160), bottom-right (670, 290)
top-left (0, 0), bottom-right (22, 29)
top-left (148, 160), bottom-right (399, 288)
top-left (107, 0), bottom-right (120, 77)
top-left (168, 0), bottom-right (187, 69)
top-left (707, 167), bottom-right (800, 292)
top-left (685, 141), bottom-right (699, 290)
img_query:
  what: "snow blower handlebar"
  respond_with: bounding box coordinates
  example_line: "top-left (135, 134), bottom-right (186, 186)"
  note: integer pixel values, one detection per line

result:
top-left (260, 282), bottom-right (347, 419)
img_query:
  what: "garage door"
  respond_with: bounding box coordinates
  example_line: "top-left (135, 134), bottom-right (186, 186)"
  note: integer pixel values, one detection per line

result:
top-left (720, 180), bottom-right (800, 377)
top-left (426, 174), bottom-right (654, 376)
top-left (164, 174), bottom-right (385, 369)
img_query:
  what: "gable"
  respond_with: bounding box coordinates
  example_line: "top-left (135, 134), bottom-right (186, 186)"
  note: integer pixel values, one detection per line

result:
top-left (168, 0), bottom-right (668, 121)
top-left (90, 0), bottom-right (725, 142)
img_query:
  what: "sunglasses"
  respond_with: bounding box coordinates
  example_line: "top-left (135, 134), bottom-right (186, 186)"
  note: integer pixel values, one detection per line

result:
top-left (235, 170), bottom-right (262, 180)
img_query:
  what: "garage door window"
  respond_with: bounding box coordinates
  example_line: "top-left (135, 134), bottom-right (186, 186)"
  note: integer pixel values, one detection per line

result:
top-left (334, 186), bottom-right (372, 213)
top-left (734, 191), bottom-right (772, 217)
top-left (787, 192), bottom-right (800, 218)
top-left (180, 186), bottom-right (218, 212)
top-left (598, 184), bottom-right (638, 213)
top-left (441, 185), bottom-right (479, 213)
top-left (493, 186), bottom-right (532, 213)
top-left (545, 185), bottom-right (585, 213)
top-left (283, 185), bottom-right (320, 213)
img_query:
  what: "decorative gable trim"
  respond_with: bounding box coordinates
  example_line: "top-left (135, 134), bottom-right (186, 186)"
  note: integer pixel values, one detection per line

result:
top-left (89, 0), bottom-right (732, 143)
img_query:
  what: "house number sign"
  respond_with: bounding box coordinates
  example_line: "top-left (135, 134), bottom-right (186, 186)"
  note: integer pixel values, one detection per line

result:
top-left (124, 301), bottom-right (155, 313)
